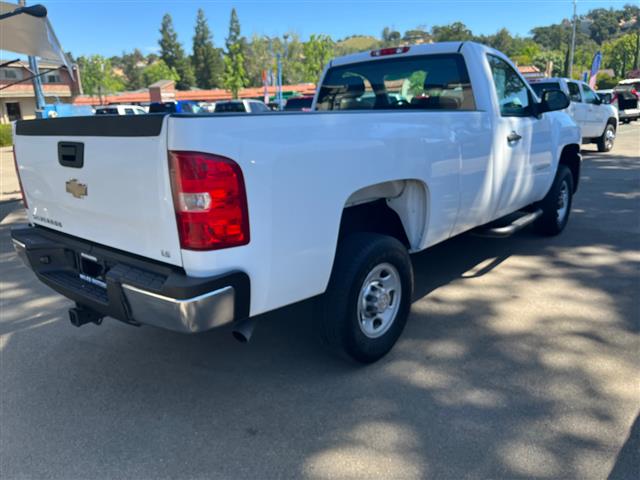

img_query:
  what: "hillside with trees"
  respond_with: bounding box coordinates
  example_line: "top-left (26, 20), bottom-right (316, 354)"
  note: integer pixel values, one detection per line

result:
top-left (76, 4), bottom-right (639, 97)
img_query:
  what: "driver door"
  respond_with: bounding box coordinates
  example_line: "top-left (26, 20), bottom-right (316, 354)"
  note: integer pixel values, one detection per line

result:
top-left (487, 55), bottom-right (554, 219)
top-left (581, 83), bottom-right (606, 138)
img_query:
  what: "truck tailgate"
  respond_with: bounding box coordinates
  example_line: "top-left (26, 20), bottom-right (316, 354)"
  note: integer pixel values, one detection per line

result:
top-left (13, 115), bottom-right (183, 266)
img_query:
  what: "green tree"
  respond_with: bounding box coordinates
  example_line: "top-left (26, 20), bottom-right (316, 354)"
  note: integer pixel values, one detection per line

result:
top-left (302, 34), bottom-right (334, 83)
top-left (531, 23), bottom-right (571, 51)
top-left (223, 8), bottom-right (248, 97)
top-left (510, 39), bottom-right (541, 65)
top-left (589, 8), bottom-right (621, 44)
top-left (485, 28), bottom-right (514, 55)
top-left (159, 13), bottom-right (195, 90)
top-left (403, 28), bottom-right (430, 44)
top-left (192, 9), bottom-right (224, 89)
top-left (431, 22), bottom-right (473, 42)
top-left (532, 50), bottom-right (565, 77)
top-left (595, 72), bottom-right (619, 89)
top-left (603, 33), bottom-right (638, 77)
top-left (141, 60), bottom-right (180, 86)
top-left (121, 49), bottom-right (145, 90)
top-left (244, 34), bottom-right (273, 87)
top-left (381, 27), bottom-right (401, 46)
top-left (76, 55), bottom-right (125, 96)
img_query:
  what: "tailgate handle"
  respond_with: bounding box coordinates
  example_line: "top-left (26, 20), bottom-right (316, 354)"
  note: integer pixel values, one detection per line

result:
top-left (58, 142), bottom-right (84, 168)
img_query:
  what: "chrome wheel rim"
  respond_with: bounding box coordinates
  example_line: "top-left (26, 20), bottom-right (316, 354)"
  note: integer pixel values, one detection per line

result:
top-left (556, 180), bottom-right (570, 226)
top-left (605, 126), bottom-right (615, 150)
top-left (357, 263), bottom-right (402, 339)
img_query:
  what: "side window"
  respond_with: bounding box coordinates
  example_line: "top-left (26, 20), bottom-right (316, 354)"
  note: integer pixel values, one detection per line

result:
top-left (124, 108), bottom-right (135, 115)
top-left (582, 84), bottom-right (599, 104)
top-left (567, 82), bottom-right (582, 102)
top-left (487, 55), bottom-right (530, 117)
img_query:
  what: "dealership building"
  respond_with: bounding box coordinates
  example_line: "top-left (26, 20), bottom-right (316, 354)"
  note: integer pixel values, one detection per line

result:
top-left (0, 61), bottom-right (81, 124)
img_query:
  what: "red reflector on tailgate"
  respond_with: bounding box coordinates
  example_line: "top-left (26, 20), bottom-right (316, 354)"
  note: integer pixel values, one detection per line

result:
top-left (169, 151), bottom-right (249, 250)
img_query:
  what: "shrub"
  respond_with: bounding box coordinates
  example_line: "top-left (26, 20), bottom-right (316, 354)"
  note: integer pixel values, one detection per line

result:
top-left (0, 124), bottom-right (12, 147)
top-left (596, 72), bottom-right (619, 89)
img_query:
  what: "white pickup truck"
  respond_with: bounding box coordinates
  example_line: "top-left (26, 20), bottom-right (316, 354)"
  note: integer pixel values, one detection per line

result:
top-left (11, 42), bottom-right (581, 363)
top-left (529, 77), bottom-right (618, 152)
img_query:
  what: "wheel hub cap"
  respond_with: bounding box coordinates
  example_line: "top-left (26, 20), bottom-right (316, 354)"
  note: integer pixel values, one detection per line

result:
top-left (556, 180), bottom-right (569, 225)
top-left (357, 263), bottom-right (402, 339)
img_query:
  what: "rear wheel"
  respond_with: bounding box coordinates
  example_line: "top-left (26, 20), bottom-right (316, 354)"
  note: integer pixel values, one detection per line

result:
top-left (535, 165), bottom-right (574, 236)
top-left (316, 233), bottom-right (413, 363)
top-left (597, 123), bottom-right (616, 152)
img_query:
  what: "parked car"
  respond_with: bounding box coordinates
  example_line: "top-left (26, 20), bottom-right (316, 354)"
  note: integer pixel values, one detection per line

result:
top-left (530, 77), bottom-right (618, 152)
top-left (284, 96), bottom-right (314, 111)
top-left (214, 99), bottom-right (270, 113)
top-left (95, 104), bottom-right (147, 116)
top-left (612, 78), bottom-right (640, 123)
top-left (11, 42), bottom-right (580, 363)
top-left (148, 101), bottom-right (202, 114)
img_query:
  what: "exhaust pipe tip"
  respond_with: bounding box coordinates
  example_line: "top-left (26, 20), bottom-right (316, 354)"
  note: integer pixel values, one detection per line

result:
top-left (231, 318), bottom-right (256, 343)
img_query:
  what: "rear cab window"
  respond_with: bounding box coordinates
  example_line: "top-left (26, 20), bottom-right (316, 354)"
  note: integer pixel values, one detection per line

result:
top-left (316, 54), bottom-right (475, 111)
top-left (530, 82), bottom-right (561, 98)
top-left (215, 102), bottom-right (247, 113)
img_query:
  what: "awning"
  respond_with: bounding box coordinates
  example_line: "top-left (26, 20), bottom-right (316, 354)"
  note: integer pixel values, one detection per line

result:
top-left (0, 1), bottom-right (73, 75)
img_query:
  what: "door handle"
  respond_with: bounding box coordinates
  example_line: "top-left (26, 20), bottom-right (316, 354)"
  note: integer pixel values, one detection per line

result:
top-left (507, 131), bottom-right (522, 144)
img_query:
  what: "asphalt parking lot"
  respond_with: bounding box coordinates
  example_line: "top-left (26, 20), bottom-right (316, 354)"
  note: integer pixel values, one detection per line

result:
top-left (1, 123), bottom-right (639, 480)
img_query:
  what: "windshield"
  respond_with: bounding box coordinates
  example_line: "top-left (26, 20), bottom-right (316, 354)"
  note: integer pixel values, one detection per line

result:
top-left (316, 54), bottom-right (475, 111)
top-left (530, 82), bottom-right (561, 97)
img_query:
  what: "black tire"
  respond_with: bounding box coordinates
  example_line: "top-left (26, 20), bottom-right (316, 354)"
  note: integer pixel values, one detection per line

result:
top-left (597, 122), bottom-right (616, 152)
top-left (316, 233), bottom-right (413, 363)
top-left (535, 165), bottom-right (574, 236)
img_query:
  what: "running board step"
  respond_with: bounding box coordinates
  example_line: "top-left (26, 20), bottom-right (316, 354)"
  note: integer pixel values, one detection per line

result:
top-left (474, 209), bottom-right (543, 238)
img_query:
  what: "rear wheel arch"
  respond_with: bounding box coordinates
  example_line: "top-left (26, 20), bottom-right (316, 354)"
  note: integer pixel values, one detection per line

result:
top-left (339, 179), bottom-right (429, 251)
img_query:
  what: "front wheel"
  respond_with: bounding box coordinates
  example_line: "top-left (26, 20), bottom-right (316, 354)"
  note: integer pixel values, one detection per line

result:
top-left (597, 123), bottom-right (616, 152)
top-left (316, 233), bottom-right (413, 363)
top-left (535, 165), bottom-right (574, 236)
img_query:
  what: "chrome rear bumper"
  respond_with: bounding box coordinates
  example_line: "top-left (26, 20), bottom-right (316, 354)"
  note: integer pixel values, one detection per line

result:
top-left (11, 226), bottom-right (250, 333)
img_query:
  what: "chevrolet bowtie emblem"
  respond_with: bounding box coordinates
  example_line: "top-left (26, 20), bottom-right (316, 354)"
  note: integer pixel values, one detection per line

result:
top-left (66, 179), bottom-right (88, 199)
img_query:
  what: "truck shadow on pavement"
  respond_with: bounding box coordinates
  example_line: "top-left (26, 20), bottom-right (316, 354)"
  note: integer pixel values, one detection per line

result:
top-left (0, 152), bottom-right (638, 479)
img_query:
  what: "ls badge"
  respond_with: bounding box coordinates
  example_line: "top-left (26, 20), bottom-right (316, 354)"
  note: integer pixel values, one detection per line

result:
top-left (66, 179), bottom-right (88, 199)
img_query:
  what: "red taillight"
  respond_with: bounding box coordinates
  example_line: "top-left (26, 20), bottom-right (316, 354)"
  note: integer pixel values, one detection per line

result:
top-left (169, 151), bottom-right (249, 250)
top-left (12, 146), bottom-right (28, 209)
top-left (371, 46), bottom-right (410, 57)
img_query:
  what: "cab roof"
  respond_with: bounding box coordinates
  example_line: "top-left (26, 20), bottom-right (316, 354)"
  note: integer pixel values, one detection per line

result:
top-left (328, 41), bottom-right (478, 68)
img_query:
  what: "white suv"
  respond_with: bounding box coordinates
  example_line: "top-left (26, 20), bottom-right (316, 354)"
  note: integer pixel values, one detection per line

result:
top-left (530, 78), bottom-right (618, 152)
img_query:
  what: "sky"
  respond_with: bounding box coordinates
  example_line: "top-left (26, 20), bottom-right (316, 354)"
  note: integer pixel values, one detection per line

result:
top-left (4, 0), bottom-right (634, 58)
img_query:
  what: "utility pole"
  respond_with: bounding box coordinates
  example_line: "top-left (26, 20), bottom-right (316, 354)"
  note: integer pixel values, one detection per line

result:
top-left (568, 0), bottom-right (577, 79)
top-left (19, 0), bottom-right (46, 116)
top-left (277, 34), bottom-right (289, 110)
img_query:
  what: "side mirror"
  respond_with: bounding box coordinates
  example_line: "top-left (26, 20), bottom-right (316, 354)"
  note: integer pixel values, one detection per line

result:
top-left (538, 90), bottom-right (570, 114)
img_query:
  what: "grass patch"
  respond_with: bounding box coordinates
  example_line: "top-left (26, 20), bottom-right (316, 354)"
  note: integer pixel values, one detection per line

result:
top-left (0, 124), bottom-right (12, 147)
